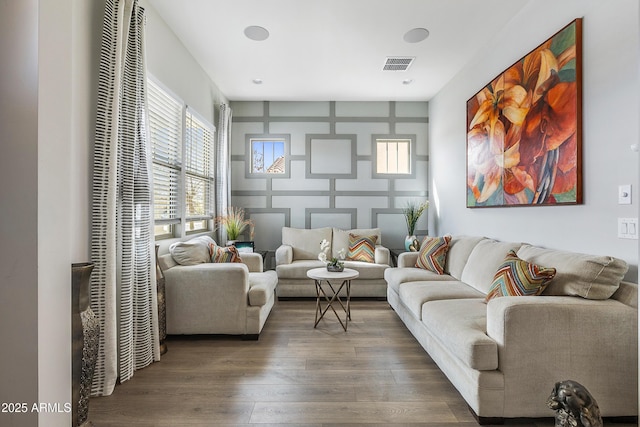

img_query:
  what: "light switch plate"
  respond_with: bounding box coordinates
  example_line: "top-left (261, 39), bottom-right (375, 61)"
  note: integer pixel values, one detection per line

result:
top-left (618, 218), bottom-right (638, 239)
top-left (618, 184), bottom-right (632, 204)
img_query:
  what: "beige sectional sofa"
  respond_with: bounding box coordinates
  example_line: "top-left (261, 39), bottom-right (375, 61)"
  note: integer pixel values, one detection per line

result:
top-left (385, 235), bottom-right (638, 423)
top-left (276, 227), bottom-right (391, 298)
top-left (158, 235), bottom-right (278, 339)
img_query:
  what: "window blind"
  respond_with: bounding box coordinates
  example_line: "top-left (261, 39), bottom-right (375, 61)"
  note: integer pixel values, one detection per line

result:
top-left (185, 108), bottom-right (215, 229)
top-left (148, 79), bottom-right (182, 227)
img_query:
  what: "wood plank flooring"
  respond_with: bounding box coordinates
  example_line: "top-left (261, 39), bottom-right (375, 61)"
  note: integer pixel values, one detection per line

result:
top-left (88, 300), bottom-right (635, 426)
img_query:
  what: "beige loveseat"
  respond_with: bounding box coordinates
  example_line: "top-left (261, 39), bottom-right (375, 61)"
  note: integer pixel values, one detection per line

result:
top-left (276, 227), bottom-right (391, 298)
top-left (385, 235), bottom-right (638, 423)
top-left (158, 235), bottom-right (278, 339)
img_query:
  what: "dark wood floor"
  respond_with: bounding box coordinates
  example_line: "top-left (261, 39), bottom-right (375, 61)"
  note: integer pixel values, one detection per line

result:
top-left (89, 300), bottom-right (636, 426)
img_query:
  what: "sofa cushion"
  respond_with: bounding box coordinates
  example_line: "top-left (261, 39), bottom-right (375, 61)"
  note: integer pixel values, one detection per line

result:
top-left (384, 268), bottom-right (455, 294)
top-left (332, 227), bottom-right (381, 258)
top-left (460, 239), bottom-right (523, 294)
top-left (210, 243), bottom-right (243, 263)
top-left (169, 235), bottom-right (216, 266)
top-left (282, 227), bottom-right (332, 260)
top-left (347, 233), bottom-right (377, 263)
top-left (445, 235), bottom-right (487, 280)
top-left (485, 250), bottom-right (556, 301)
top-left (248, 271), bottom-right (278, 306)
top-left (342, 260), bottom-right (389, 280)
top-left (398, 281), bottom-right (485, 320)
top-left (421, 299), bottom-right (498, 371)
top-left (517, 244), bottom-right (628, 300)
top-left (277, 259), bottom-right (387, 281)
top-left (276, 260), bottom-right (326, 279)
top-left (415, 235), bottom-right (451, 274)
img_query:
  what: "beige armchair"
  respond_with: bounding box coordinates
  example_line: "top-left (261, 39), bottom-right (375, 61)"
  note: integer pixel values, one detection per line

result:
top-left (158, 235), bottom-right (277, 339)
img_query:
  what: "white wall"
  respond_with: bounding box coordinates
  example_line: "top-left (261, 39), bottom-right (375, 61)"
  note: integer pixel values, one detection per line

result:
top-left (430, 0), bottom-right (640, 282)
top-left (141, 0), bottom-right (228, 126)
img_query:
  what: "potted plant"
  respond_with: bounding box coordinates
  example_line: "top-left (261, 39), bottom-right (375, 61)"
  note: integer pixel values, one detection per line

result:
top-left (318, 241), bottom-right (345, 272)
top-left (215, 206), bottom-right (254, 245)
top-left (402, 200), bottom-right (429, 251)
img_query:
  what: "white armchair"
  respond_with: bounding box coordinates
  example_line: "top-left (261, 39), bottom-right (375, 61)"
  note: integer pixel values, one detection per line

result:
top-left (157, 235), bottom-right (277, 339)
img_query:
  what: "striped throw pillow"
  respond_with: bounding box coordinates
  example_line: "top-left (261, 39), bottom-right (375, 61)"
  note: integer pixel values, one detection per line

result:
top-left (209, 243), bottom-right (243, 263)
top-left (415, 235), bottom-right (451, 274)
top-left (485, 250), bottom-right (556, 302)
top-left (347, 234), bottom-right (378, 263)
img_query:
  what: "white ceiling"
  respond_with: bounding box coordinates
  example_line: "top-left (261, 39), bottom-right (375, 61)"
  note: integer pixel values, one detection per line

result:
top-left (148, 0), bottom-right (530, 101)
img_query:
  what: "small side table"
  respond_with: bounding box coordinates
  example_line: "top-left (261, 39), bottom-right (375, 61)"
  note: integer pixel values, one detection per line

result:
top-left (307, 267), bottom-right (359, 331)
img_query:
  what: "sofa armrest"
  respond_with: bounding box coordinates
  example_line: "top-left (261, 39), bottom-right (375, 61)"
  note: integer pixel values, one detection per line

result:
top-left (241, 252), bottom-right (263, 272)
top-left (275, 244), bottom-right (293, 266)
top-left (375, 245), bottom-right (391, 266)
top-left (486, 295), bottom-right (638, 412)
top-left (398, 251), bottom-right (419, 268)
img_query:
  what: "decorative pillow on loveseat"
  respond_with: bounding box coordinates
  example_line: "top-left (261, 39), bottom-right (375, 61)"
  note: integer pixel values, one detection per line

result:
top-left (169, 235), bottom-right (216, 266)
top-left (347, 233), bottom-right (377, 263)
top-left (209, 243), bottom-right (243, 263)
top-left (485, 250), bottom-right (556, 302)
top-left (415, 235), bottom-right (451, 274)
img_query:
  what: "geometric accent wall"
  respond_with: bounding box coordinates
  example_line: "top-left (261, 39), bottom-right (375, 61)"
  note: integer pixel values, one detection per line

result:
top-left (230, 100), bottom-right (429, 251)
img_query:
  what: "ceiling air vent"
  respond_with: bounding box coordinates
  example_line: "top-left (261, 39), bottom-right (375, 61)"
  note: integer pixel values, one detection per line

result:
top-left (383, 56), bottom-right (415, 71)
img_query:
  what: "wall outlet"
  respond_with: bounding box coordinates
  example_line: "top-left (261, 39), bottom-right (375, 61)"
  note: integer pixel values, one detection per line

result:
top-left (618, 218), bottom-right (638, 239)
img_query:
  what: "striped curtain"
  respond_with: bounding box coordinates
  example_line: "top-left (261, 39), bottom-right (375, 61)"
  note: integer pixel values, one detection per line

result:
top-left (215, 104), bottom-right (233, 243)
top-left (91, 0), bottom-right (160, 396)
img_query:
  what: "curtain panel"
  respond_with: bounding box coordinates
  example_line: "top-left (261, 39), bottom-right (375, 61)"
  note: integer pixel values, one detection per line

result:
top-left (215, 104), bottom-right (233, 243)
top-left (91, 0), bottom-right (159, 396)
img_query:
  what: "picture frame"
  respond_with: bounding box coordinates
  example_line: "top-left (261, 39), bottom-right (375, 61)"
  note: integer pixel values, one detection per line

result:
top-left (466, 19), bottom-right (582, 208)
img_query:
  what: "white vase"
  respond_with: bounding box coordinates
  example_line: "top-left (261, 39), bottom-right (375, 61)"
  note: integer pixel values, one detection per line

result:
top-left (404, 235), bottom-right (416, 251)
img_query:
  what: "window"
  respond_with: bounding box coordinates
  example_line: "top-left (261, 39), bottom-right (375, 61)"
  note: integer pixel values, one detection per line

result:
top-left (376, 139), bottom-right (411, 174)
top-left (245, 134), bottom-right (290, 178)
top-left (184, 109), bottom-right (214, 233)
top-left (251, 138), bottom-right (285, 174)
top-left (148, 78), bottom-right (215, 238)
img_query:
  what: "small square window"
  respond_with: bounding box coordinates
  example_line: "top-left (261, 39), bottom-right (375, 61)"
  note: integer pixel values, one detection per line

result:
top-left (251, 139), bottom-right (285, 174)
top-left (246, 134), bottom-right (290, 178)
top-left (376, 138), bottom-right (412, 174)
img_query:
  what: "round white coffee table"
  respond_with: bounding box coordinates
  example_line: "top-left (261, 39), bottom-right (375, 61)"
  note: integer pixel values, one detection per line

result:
top-left (307, 267), bottom-right (359, 331)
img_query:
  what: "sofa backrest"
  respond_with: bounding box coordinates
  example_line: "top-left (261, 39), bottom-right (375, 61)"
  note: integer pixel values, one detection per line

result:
top-left (332, 227), bottom-right (381, 259)
top-left (516, 244), bottom-right (629, 300)
top-left (460, 239), bottom-right (523, 294)
top-left (282, 227), bottom-right (332, 260)
top-left (445, 235), bottom-right (486, 280)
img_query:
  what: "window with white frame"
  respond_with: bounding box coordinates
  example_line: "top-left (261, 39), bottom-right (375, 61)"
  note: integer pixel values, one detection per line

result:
top-left (250, 138), bottom-right (286, 175)
top-left (148, 78), bottom-right (215, 238)
top-left (375, 138), bottom-right (412, 175)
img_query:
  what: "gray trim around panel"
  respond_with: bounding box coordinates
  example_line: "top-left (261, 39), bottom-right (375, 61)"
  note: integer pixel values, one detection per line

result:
top-left (305, 208), bottom-right (358, 229)
top-left (305, 134), bottom-right (358, 179)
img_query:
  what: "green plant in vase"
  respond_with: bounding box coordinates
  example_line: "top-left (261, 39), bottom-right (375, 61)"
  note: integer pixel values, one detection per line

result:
top-left (215, 206), bottom-right (254, 245)
top-left (402, 200), bottom-right (428, 251)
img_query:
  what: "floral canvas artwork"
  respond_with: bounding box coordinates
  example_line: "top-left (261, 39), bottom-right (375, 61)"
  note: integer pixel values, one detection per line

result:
top-left (466, 19), bottom-right (582, 207)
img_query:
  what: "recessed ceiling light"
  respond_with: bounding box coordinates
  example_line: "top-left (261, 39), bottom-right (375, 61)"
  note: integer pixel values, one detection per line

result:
top-left (403, 27), bottom-right (430, 43)
top-left (252, 78), bottom-right (263, 85)
top-left (402, 79), bottom-right (414, 85)
top-left (244, 26), bottom-right (269, 41)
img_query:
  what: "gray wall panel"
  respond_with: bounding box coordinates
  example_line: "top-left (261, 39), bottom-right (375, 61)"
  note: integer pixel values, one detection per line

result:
top-left (230, 100), bottom-right (429, 251)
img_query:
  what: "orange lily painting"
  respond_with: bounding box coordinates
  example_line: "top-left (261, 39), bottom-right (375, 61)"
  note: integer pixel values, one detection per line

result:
top-left (467, 19), bottom-right (582, 207)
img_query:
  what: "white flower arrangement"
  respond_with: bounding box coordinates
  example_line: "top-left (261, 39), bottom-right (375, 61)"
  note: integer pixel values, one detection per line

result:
top-left (318, 239), bottom-right (331, 262)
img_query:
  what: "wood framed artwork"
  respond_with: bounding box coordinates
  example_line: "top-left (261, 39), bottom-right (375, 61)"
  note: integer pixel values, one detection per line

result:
top-left (466, 19), bottom-right (582, 207)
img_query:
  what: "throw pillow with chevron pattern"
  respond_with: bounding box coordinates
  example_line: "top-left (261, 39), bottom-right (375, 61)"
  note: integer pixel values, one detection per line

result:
top-left (485, 250), bottom-right (556, 302)
top-left (415, 235), bottom-right (451, 274)
top-left (347, 233), bottom-right (378, 263)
